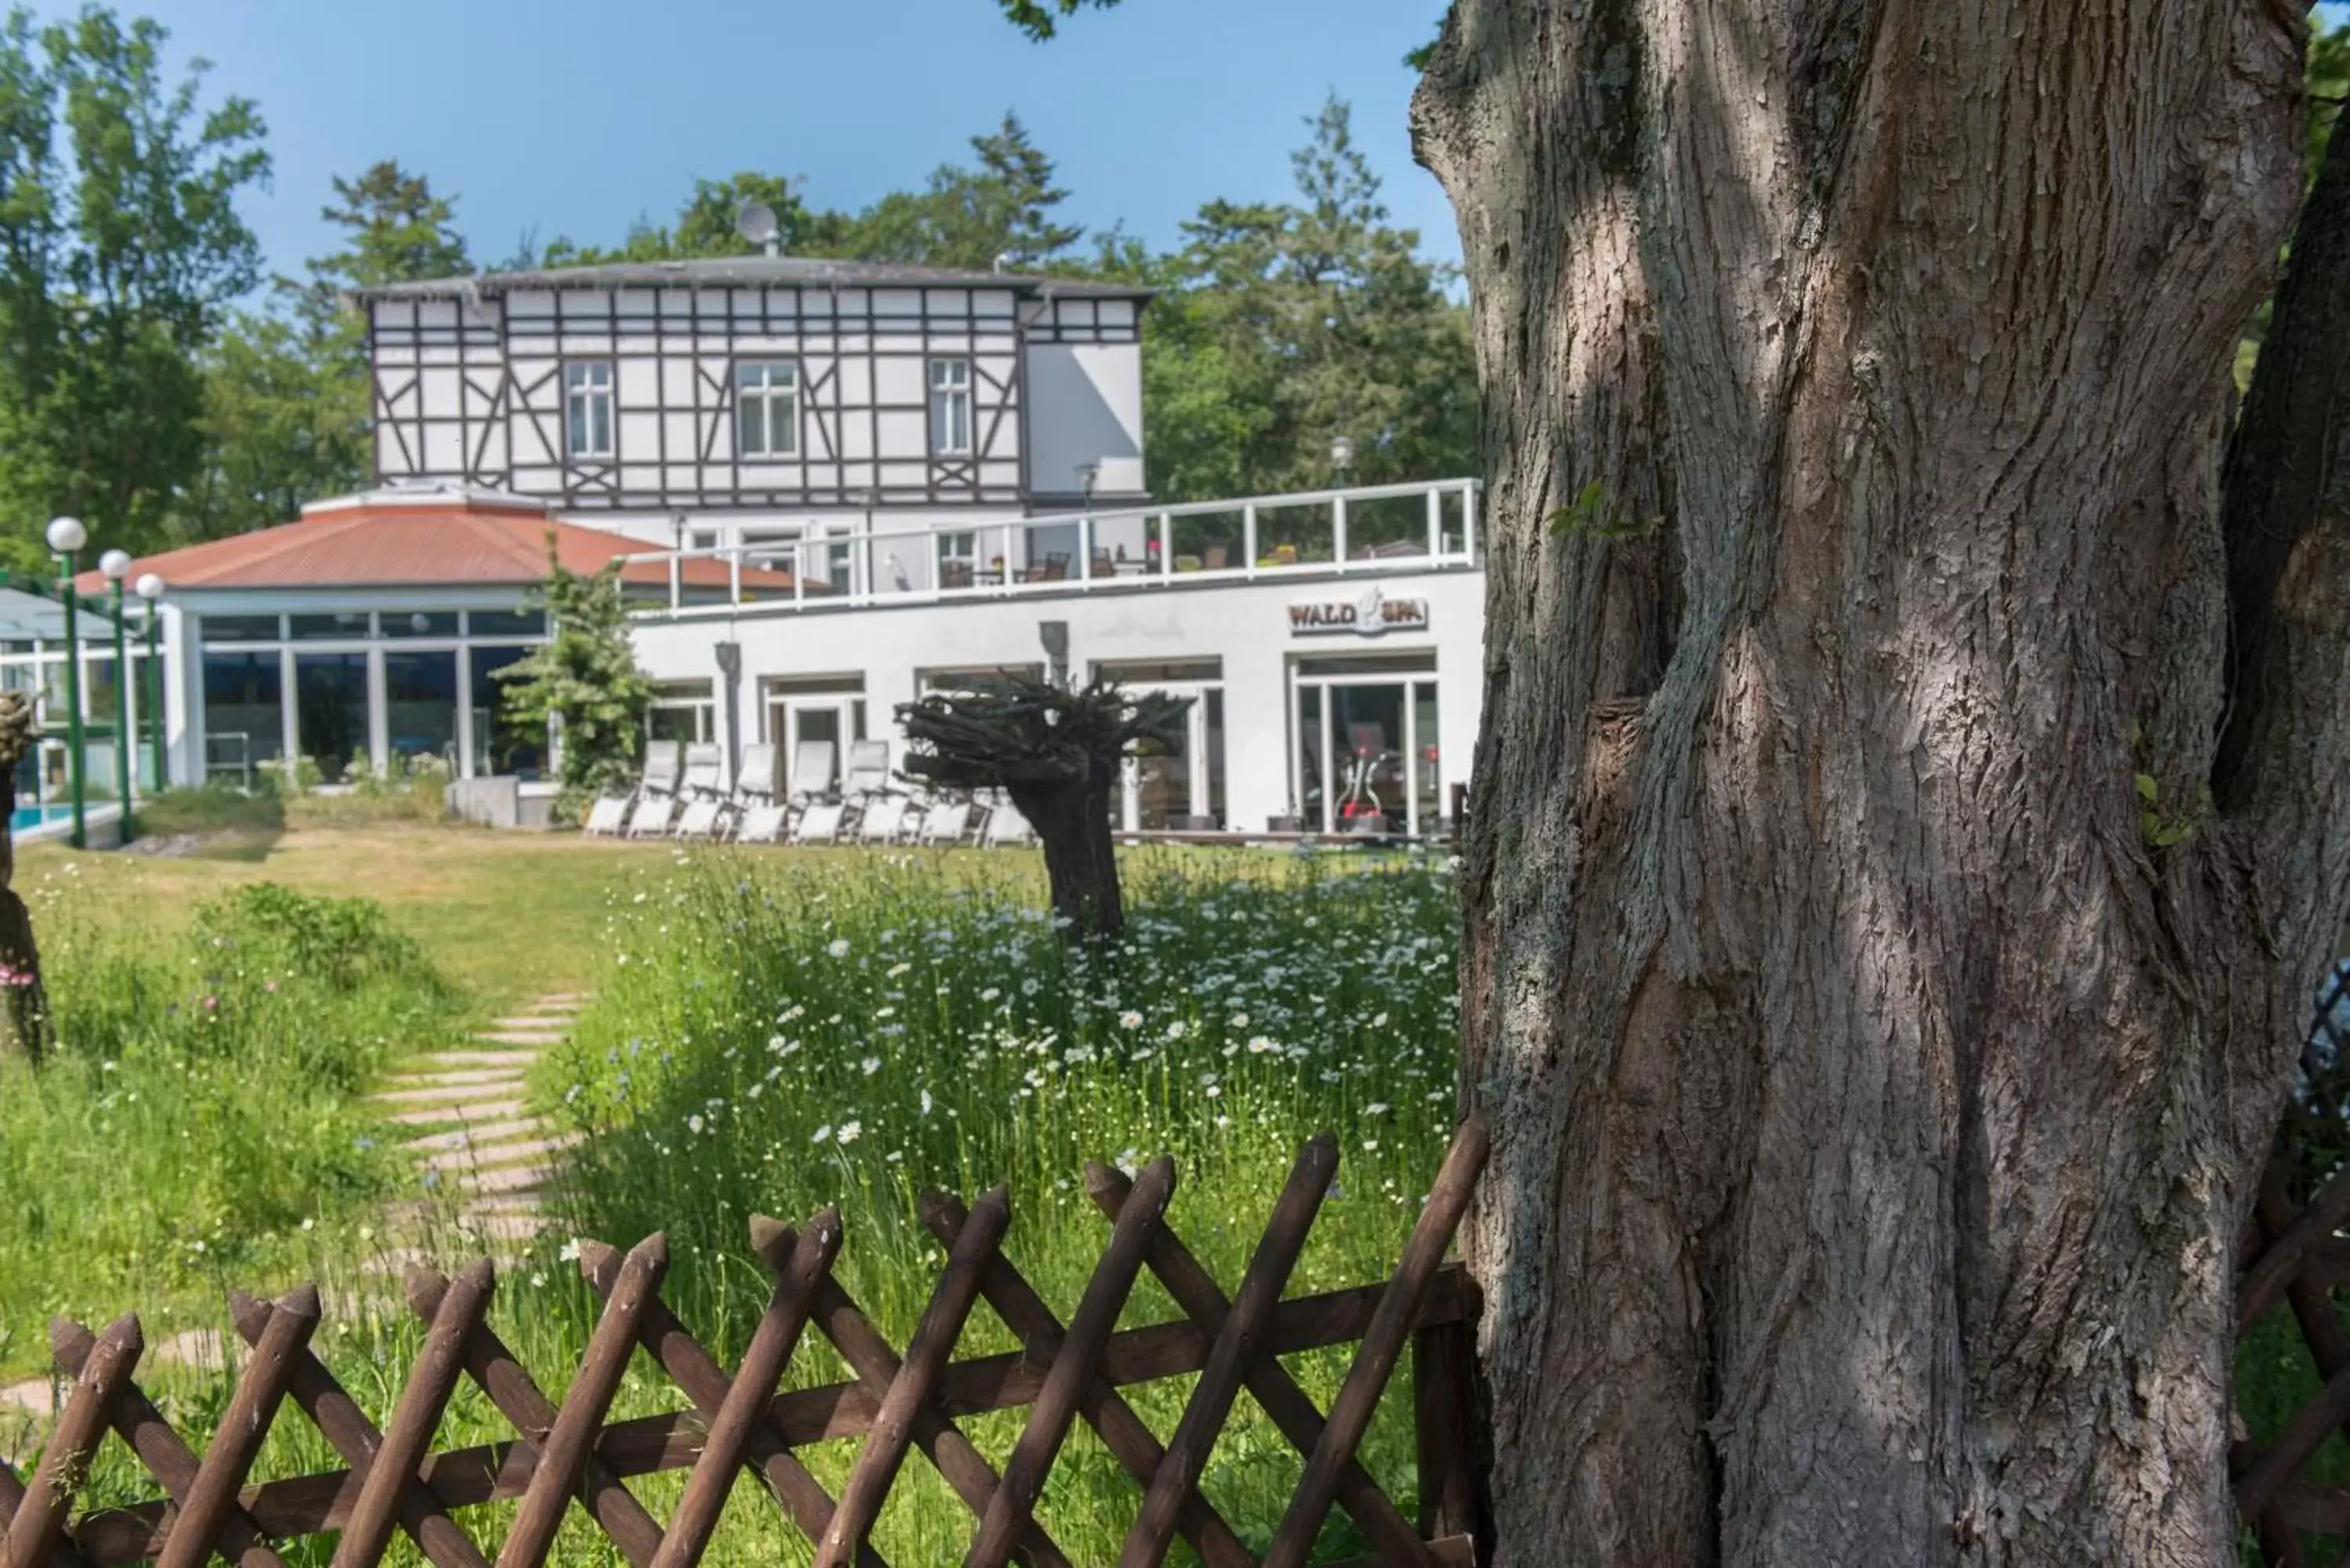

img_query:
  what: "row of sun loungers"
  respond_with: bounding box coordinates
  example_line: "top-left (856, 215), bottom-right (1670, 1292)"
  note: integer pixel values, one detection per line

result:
top-left (580, 739), bottom-right (1034, 847)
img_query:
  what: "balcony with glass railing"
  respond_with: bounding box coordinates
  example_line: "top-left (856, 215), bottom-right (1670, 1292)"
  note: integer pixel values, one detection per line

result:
top-left (624, 477), bottom-right (1482, 617)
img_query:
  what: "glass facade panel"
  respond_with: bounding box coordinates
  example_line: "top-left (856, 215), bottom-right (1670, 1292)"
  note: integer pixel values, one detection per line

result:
top-left (290, 612), bottom-right (372, 641)
top-left (384, 610), bottom-right (461, 639)
top-left (1414, 681), bottom-right (1442, 833)
top-left (385, 650), bottom-right (457, 768)
top-left (84, 653), bottom-right (118, 724)
top-left (200, 614), bottom-right (280, 644)
top-left (294, 652), bottom-right (370, 781)
top-left (1296, 685), bottom-right (1322, 827)
top-left (470, 609), bottom-right (547, 638)
top-left (469, 645), bottom-right (544, 778)
top-left (1329, 684), bottom-right (1406, 831)
top-left (201, 651), bottom-right (284, 771)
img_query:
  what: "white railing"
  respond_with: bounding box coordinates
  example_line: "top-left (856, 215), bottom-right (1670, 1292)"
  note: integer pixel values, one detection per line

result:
top-left (625, 477), bottom-right (1482, 617)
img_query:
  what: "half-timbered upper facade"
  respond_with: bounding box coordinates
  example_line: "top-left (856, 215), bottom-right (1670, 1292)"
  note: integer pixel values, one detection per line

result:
top-left (358, 257), bottom-right (1150, 525)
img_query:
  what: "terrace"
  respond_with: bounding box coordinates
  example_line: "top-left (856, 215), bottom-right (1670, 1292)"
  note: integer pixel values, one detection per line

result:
top-left (625, 477), bottom-right (1483, 619)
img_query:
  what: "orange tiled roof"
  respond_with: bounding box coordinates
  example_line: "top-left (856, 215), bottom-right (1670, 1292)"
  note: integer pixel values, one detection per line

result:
top-left (76, 492), bottom-right (801, 594)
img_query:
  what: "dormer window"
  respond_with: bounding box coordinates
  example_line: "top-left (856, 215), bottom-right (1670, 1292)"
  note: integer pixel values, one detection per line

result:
top-left (736, 361), bottom-right (801, 457)
top-left (929, 358), bottom-right (973, 455)
top-left (564, 361), bottom-right (614, 458)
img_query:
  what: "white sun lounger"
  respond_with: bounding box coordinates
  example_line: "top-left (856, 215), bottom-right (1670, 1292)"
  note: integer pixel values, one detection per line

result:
top-left (736, 802), bottom-right (790, 844)
top-left (674, 797), bottom-right (727, 840)
top-left (843, 739), bottom-right (890, 801)
top-left (641, 739), bottom-right (683, 797)
top-left (790, 802), bottom-right (846, 845)
top-left (583, 796), bottom-right (629, 836)
top-left (737, 741), bottom-right (781, 804)
top-left (788, 739), bottom-right (837, 804)
top-left (918, 801), bottom-right (971, 846)
top-left (858, 796), bottom-right (909, 845)
top-left (627, 794), bottom-right (678, 837)
top-left (984, 802), bottom-right (1033, 847)
top-left (680, 742), bottom-right (724, 799)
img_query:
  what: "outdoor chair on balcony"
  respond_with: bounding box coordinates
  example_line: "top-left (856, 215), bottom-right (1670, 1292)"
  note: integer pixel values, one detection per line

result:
top-left (789, 801), bottom-right (846, 845)
top-left (1089, 550), bottom-right (1115, 580)
top-left (941, 561), bottom-right (975, 591)
top-left (1019, 552), bottom-right (1072, 584)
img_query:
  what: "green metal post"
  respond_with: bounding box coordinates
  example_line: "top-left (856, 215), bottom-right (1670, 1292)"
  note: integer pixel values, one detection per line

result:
top-left (108, 578), bottom-right (131, 844)
top-left (55, 554), bottom-right (84, 849)
top-left (145, 609), bottom-right (164, 793)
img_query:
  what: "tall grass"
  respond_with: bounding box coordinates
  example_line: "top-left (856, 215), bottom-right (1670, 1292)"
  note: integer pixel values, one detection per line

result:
top-left (0, 873), bottom-right (461, 1370)
top-left (526, 845), bottom-right (1464, 1562)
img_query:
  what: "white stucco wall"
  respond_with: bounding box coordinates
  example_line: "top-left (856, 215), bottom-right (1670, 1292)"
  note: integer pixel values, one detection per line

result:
top-left (1023, 343), bottom-right (1145, 500)
top-left (626, 567), bottom-right (1487, 832)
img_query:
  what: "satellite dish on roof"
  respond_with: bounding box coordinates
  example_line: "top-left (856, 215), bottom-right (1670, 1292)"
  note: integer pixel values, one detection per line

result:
top-left (736, 201), bottom-right (782, 256)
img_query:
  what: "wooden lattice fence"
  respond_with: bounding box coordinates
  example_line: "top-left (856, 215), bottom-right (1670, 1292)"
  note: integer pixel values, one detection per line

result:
top-left (0, 1119), bottom-right (1489, 1568)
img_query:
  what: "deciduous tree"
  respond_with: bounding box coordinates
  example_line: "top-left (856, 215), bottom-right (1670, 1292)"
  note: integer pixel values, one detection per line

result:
top-left (494, 544), bottom-right (655, 821)
top-left (1010, 0), bottom-right (2350, 1560)
top-left (0, 3), bottom-right (267, 565)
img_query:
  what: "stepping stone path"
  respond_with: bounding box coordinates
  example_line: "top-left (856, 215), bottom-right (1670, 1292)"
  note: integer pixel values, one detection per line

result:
top-left (370, 993), bottom-right (588, 1266)
top-left (1, 995), bottom-right (591, 1460)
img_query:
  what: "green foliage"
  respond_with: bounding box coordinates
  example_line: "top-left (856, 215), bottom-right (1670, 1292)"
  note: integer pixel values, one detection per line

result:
top-left (841, 113), bottom-right (1083, 271)
top-left (994, 0), bottom-right (1120, 40)
top-left (180, 158), bottom-right (467, 540)
top-left (1098, 98), bottom-right (1477, 502)
top-left (133, 780), bottom-right (284, 836)
top-left (494, 544), bottom-right (654, 818)
top-left (0, 3), bottom-right (267, 565)
top-left (540, 114), bottom-right (1079, 276)
top-left (0, 873), bottom-right (459, 1356)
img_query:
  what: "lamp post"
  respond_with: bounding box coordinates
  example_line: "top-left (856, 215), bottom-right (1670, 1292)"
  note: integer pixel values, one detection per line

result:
top-left (98, 548), bottom-right (131, 844)
top-left (1329, 435), bottom-right (1356, 486)
top-left (45, 515), bottom-right (86, 849)
top-left (135, 573), bottom-right (164, 796)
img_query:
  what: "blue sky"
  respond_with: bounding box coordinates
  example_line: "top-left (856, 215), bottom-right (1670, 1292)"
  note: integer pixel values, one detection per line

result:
top-left (110, 0), bottom-right (1460, 284)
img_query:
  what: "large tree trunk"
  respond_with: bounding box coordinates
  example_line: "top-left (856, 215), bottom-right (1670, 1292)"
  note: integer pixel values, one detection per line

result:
top-left (1413, 2), bottom-right (2338, 1561)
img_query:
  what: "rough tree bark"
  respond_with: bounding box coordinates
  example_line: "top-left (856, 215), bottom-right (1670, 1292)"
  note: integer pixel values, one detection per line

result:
top-left (1007, 759), bottom-right (1126, 942)
top-left (1412, 1), bottom-right (2336, 1561)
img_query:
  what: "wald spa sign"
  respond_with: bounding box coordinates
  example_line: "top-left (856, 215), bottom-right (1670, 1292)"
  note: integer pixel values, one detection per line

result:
top-left (1287, 587), bottom-right (1432, 638)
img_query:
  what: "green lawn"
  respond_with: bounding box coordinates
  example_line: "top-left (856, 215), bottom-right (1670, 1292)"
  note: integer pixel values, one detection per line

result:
top-left (25, 818), bottom-right (687, 1013)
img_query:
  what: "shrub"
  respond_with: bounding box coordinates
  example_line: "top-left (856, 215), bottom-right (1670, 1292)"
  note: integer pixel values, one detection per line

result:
top-left (0, 877), bottom-right (461, 1353)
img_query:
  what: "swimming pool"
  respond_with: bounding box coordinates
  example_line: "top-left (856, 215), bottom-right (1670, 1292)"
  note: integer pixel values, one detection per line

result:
top-left (10, 803), bottom-right (75, 833)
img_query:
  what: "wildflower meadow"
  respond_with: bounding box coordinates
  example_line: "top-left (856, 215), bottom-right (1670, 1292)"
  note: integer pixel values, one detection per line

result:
top-left (530, 845), bottom-right (1466, 1560)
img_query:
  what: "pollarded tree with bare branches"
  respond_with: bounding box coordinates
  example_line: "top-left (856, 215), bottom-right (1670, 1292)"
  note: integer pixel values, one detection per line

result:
top-left (898, 673), bottom-right (1189, 944)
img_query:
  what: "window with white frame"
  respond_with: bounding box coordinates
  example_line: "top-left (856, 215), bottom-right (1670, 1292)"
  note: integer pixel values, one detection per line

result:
top-left (565, 361), bottom-right (614, 458)
top-left (735, 361), bottom-right (801, 457)
top-left (928, 358), bottom-right (973, 454)
top-left (937, 531), bottom-right (979, 568)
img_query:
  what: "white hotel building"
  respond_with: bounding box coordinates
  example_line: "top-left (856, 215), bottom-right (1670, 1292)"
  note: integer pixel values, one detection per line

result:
top-left (75, 255), bottom-right (1487, 836)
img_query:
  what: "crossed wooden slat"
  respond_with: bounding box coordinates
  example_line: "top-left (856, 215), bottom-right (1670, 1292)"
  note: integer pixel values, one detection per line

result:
top-left (0, 1120), bottom-right (1490, 1568)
